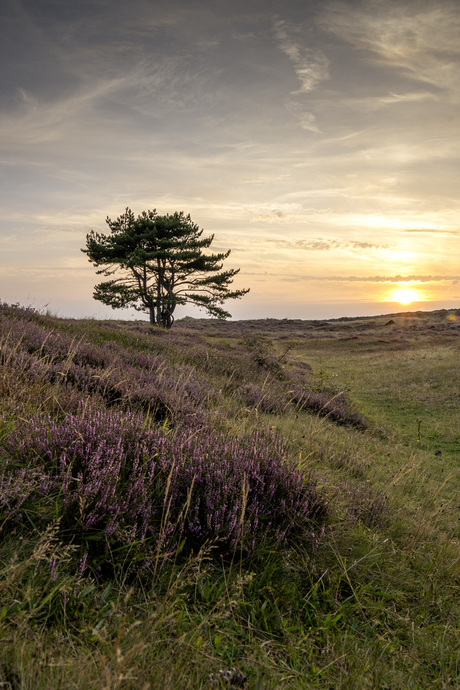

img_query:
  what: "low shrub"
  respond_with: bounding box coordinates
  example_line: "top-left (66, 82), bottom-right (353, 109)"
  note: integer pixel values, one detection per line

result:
top-left (2, 408), bottom-right (326, 575)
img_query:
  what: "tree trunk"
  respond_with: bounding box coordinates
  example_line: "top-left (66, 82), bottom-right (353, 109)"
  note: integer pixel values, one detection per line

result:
top-left (161, 311), bottom-right (173, 329)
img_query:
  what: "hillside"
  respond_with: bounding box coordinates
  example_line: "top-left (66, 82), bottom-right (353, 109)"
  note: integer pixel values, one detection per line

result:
top-left (1, 302), bottom-right (460, 689)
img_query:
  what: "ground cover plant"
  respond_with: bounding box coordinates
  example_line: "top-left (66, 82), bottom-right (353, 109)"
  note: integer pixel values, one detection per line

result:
top-left (1, 302), bottom-right (460, 688)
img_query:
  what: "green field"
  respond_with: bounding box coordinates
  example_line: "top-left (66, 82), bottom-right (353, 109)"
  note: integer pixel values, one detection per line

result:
top-left (1, 305), bottom-right (460, 689)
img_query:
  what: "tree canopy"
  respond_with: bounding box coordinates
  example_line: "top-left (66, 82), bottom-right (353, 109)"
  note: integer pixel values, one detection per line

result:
top-left (82, 208), bottom-right (249, 328)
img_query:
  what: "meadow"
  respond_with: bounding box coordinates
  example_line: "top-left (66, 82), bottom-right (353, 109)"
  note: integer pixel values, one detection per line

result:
top-left (1, 302), bottom-right (460, 689)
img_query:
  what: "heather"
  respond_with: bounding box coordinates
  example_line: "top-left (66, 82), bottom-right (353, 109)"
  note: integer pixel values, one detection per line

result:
top-left (3, 409), bottom-right (323, 571)
top-left (1, 303), bottom-right (460, 689)
top-left (0, 301), bottom-right (328, 582)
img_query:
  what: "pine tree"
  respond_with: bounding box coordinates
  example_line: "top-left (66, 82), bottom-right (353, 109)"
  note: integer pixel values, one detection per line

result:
top-left (82, 208), bottom-right (249, 328)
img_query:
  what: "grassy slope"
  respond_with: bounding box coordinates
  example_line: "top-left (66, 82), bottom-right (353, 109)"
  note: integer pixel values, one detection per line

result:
top-left (1, 306), bottom-right (460, 689)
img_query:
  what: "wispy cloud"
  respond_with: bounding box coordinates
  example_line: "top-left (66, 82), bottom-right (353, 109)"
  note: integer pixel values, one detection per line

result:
top-left (272, 15), bottom-right (328, 132)
top-left (248, 203), bottom-right (303, 222)
top-left (243, 272), bottom-right (460, 283)
top-left (32, 225), bottom-right (90, 235)
top-left (402, 228), bottom-right (459, 236)
top-left (251, 237), bottom-right (391, 252)
top-left (323, 275), bottom-right (460, 283)
top-left (295, 239), bottom-right (390, 252)
top-left (285, 100), bottom-right (320, 131)
top-left (272, 16), bottom-right (329, 94)
top-left (238, 174), bottom-right (291, 184)
top-left (291, 274), bottom-right (460, 283)
top-left (322, 1), bottom-right (460, 96)
top-left (377, 92), bottom-right (438, 105)
top-left (1, 54), bottom-right (221, 151)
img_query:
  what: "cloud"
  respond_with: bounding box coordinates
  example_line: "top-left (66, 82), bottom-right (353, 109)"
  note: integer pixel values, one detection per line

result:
top-left (243, 272), bottom-right (460, 284)
top-left (292, 238), bottom-right (390, 252)
top-left (272, 17), bottom-right (329, 94)
top-left (272, 14), bottom-right (327, 132)
top-left (297, 274), bottom-right (460, 283)
top-left (2, 54), bottom-right (221, 149)
top-left (298, 238), bottom-right (341, 251)
top-left (238, 174), bottom-right (291, 184)
top-left (378, 91), bottom-right (438, 105)
top-left (285, 100), bottom-right (320, 131)
top-left (242, 234), bottom-right (391, 253)
top-left (249, 203), bottom-right (303, 222)
top-left (402, 228), bottom-right (459, 236)
top-left (322, 1), bottom-right (460, 96)
top-left (32, 225), bottom-right (90, 235)
top-left (251, 211), bottom-right (292, 223)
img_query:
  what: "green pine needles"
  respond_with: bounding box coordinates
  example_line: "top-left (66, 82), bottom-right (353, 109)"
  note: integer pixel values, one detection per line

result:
top-left (82, 208), bottom-right (249, 328)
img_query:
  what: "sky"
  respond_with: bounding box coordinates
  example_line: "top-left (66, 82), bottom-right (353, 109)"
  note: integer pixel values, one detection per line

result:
top-left (1, 0), bottom-right (460, 321)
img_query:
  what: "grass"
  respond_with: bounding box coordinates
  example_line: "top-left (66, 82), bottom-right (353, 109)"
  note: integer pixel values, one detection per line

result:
top-left (290, 317), bottom-right (460, 459)
top-left (1, 303), bottom-right (460, 688)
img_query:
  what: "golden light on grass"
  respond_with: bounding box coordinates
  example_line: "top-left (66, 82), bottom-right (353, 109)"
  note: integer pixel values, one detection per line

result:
top-left (389, 288), bottom-right (421, 304)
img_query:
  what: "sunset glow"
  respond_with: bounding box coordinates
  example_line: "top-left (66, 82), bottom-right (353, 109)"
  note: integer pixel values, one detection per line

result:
top-left (390, 289), bottom-right (422, 305)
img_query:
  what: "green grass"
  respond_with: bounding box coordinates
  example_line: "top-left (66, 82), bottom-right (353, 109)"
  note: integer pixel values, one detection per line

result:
top-left (2, 307), bottom-right (460, 688)
top-left (293, 339), bottom-right (460, 458)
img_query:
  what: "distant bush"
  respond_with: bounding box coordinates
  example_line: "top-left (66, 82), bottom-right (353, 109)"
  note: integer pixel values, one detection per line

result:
top-left (242, 336), bottom-right (289, 377)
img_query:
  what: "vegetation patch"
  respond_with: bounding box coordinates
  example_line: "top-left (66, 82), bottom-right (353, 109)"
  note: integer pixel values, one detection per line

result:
top-left (1, 303), bottom-right (460, 688)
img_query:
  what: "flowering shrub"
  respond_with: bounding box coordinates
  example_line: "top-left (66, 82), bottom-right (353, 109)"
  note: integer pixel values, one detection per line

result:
top-left (3, 408), bottom-right (326, 571)
top-left (0, 303), bottom-right (368, 429)
top-left (2, 302), bottom-right (388, 579)
top-left (0, 311), bottom-right (213, 423)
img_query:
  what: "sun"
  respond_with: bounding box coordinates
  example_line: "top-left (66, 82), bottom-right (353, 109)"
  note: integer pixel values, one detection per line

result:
top-left (390, 288), bottom-right (420, 304)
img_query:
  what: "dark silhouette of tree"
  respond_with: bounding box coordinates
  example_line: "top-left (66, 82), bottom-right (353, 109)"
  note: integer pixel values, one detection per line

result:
top-left (82, 208), bottom-right (249, 328)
